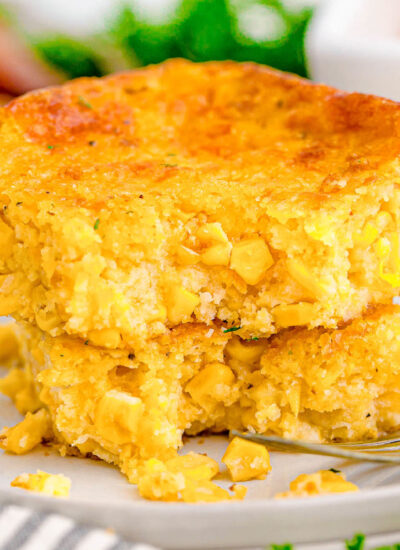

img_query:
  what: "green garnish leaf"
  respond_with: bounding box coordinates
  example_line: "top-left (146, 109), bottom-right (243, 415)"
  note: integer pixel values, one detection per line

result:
top-left (94, 218), bottom-right (100, 230)
top-left (270, 545), bottom-right (293, 550)
top-left (345, 534), bottom-right (365, 550)
top-left (78, 96), bottom-right (93, 109)
top-left (47, 144), bottom-right (54, 150)
top-left (34, 35), bottom-right (104, 79)
top-left (223, 326), bottom-right (241, 333)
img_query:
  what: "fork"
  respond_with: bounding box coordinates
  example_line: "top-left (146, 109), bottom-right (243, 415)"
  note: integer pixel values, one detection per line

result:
top-left (229, 429), bottom-right (400, 464)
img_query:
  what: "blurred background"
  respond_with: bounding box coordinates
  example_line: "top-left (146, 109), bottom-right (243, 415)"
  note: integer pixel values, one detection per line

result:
top-left (0, 0), bottom-right (397, 102)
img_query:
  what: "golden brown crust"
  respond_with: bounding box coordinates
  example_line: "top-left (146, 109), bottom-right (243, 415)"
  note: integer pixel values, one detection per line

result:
top-left (1, 58), bottom-right (400, 214)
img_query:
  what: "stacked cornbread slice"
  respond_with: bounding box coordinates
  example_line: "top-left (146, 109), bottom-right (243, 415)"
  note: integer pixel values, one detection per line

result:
top-left (1, 60), bottom-right (400, 496)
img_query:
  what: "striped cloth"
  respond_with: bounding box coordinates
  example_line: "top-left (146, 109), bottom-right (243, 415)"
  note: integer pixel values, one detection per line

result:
top-left (0, 504), bottom-right (159, 550)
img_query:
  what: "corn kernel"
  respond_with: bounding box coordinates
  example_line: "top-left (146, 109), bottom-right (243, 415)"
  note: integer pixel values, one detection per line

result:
top-left (166, 452), bottom-right (219, 481)
top-left (197, 222), bottom-right (229, 244)
top-left (230, 238), bottom-right (274, 285)
top-left (88, 328), bottom-right (121, 349)
top-left (225, 337), bottom-right (265, 365)
top-left (232, 484), bottom-right (247, 500)
top-left (186, 362), bottom-right (235, 408)
top-left (222, 436), bottom-right (271, 482)
top-left (275, 470), bottom-right (358, 498)
top-left (95, 390), bottom-right (143, 445)
top-left (166, 285), bottom-right (200, 324)
top-left (0, 408), bottom-right (52, 454)
top-left (181, 480), bottom-right (231, 503)
top-left (287, 259), bottom-right (330, 299)
top-left (353, 222), bottom-right (379, 246)
top-left (138, 459), bottom-right (185, 501)
top-left (273, 302), bottom-right (314, 328)
top-left (201, 242), bottom-right (232, 266)
top-left (176, 245), bottom-right (201, 265)
top-left (148, 304), bottom-right (167, 322)
top-left (377, 233), bottom-right (400, 287)
top-left (11, 470), bottom-right (71, 497)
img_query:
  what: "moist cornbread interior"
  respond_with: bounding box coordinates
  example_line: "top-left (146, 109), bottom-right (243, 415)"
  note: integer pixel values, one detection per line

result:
top-left (0, 60), bottom-right (400, 346)
top-left (6, 305), bottom-right (400, 483)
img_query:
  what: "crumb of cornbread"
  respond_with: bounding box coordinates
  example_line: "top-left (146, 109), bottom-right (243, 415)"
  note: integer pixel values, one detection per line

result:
top-left (137, 454), bottom-right (246, 503)
top-left (0, 408), bottom-right (52, 454)
top-left (11, 470), bottom-right (71, 497)
top-left (222, 437), bottom-right (271, 482)
top-left (275, 470), bottom-right (358, 498)
top-left (1, 61), bottom-right (400, 347)
top-left (2, 305), bottom-right (400, 496)
top-left (0, 321), bottom-right (21, 367)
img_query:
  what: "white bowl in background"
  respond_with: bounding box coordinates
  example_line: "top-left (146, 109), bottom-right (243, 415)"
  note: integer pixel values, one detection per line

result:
top-left (307, 0), bottom-right (400, 101)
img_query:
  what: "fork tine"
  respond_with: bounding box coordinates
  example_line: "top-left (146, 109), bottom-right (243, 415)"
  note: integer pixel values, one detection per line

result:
top-left (230, 430), bottom-right (400, 464)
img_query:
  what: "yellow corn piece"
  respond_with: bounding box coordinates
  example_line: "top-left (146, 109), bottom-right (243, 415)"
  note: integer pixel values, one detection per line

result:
top-left (95, 390), bottom-right (143, 445)
top-left (225, 336), bottom-right (265, 365)
top-left (166, 285), bottom-right (200, 324)
top-left (197, 222), bottom-right (229, 244)
top-left (222, 436), bottom-right (271, 482)
top-left (176, 245), bottom-right (201, 265)
top-left (186, 362), bottom-right (235, 408)
top-left (0, 408), bottom-right (52, 454)
top-left (166, 452), bottom-right (219, 481)
top-left (88, 328), bottom-right (121, 349)
top-left (138, 458), bottom-right (186, 502)
top-left (275, 470), bottom-right (358, 498)
top-left (230, 237), bottom-right (274, 285)
top-left (181, 479), bottom-right (232, 503)
top-left (201, 242), bottom-right (232, 266)
top-left (377, 234), bottom-right (400, 288)
top-left (11, 470), bottom-right (71, 497)
top-left (273, 302), bottom-right (314, 328)
top-left (231, 484), bottom-right (248, 500)
top-left (287, 259), bottom-right (330, 299)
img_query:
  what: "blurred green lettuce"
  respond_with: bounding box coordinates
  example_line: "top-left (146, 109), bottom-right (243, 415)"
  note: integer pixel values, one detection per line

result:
top-left (32, 0), bottom-right (313, 79)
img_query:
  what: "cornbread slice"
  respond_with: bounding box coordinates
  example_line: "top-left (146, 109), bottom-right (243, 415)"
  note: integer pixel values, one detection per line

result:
top-left (2, 305), bottom-right (400, 488)
top-left (0, 60), bottom-right (400, 345)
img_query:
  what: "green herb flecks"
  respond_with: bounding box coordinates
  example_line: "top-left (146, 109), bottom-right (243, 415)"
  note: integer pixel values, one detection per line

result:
top-left (223, 326), bottom-right (241, 333)
top-left (329, 468), bottom-right (341, 474)
top-left (47, 144), bottom-right (54, 150)
top-left (345, 534), bottom-right (365, 550)
top-left (270, 545), bottom-right (293, 550)
top-left (94, 218), bottom-right (100, 230)
top-left (84, 340), bottom-right (89, 345)
top-left (288, 350), bottom-right (293, 355)
top-left (78, 95), bottom-right (93, 109)
top-left (247, 336), bottom-right (259, 341)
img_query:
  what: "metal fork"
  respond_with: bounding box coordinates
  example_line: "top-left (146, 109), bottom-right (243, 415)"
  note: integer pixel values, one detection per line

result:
top-left (229, 429), bottom-right (400, 464)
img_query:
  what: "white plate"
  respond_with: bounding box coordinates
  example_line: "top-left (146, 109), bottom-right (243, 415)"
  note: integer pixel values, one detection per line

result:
top-left (307, 0), bottom-right (400, 101)
top-left (2, 389), bottom-right (400, 550)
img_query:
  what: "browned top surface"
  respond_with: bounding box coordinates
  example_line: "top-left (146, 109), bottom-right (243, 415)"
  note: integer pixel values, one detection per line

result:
top-left (0, 58), bottom-right (399, 216)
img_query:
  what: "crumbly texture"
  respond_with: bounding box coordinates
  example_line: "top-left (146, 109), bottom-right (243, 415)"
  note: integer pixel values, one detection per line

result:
top-left (11, 470), bottom-right (71, 497)
top-left (0, 60), bottom-right (400, 346)
top-left (275, 470), bottom-right (358, 499)
top-left (2, 306), bottom-right (400, 487)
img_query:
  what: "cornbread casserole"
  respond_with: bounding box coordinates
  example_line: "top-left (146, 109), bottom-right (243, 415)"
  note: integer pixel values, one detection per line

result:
top-left (2, 305), bottom-right (400, 490)
top-left (0, 60), bottom-right (400, 345)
